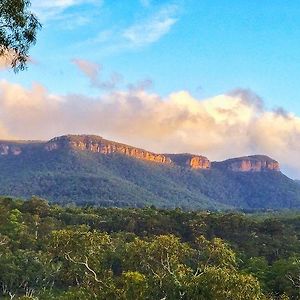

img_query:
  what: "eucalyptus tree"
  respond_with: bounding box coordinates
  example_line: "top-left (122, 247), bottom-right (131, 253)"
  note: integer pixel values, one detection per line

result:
top-left (0, 0), bottom-right (40, 72)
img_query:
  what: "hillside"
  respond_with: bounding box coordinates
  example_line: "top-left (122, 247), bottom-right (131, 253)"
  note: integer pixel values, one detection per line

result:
top-left (0, 134), bottom-right (300, 210)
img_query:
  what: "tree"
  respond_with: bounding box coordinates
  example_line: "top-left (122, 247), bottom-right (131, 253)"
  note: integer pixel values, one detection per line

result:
top-left (124, 235), bottom-right (265, 300)
top-left (48, 228), bottom-right (116, 297)
top-left (0, 0), bottom-right (41, 72)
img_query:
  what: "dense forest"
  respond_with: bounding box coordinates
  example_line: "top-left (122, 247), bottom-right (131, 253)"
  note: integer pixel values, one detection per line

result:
top-left (1, 196), bottom-right (300, 299)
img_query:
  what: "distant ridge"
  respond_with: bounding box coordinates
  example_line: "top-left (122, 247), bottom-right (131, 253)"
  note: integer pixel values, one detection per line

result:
top-left (0, 134), bottom-right (280, 172)
top-left (0, 134), bottom-right (297, 211)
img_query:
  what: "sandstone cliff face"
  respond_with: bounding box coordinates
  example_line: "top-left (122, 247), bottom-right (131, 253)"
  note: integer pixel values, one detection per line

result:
top-left (229, 159), bottom-right (280, 172)
top-left (167, 154), bottom-right (211, 169)
top-left (45, 135), bottom-right (212, 169)
top-left (0, 144), bottom-right (22, 156)
top-left (0, 135), bottom-right (280, 173)
top-left (213, 155), bottom-right (280, 172)
top-left (43, 137), bottom-right (281, 172)
top-left (189, 156), bottom-right (211, 169)
top-left (45, 135), bottom-right (172, 164)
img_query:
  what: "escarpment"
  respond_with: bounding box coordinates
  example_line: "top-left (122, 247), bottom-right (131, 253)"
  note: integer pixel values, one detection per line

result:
top-left (0, 144), bottom-right (22, 156)
top-left (0, 141), bottom-right (42, 156)
top-left (212, 155), bottom-right (280, 172)
top-left (45, 135), bottom-right (214, 169)
top-left (0, 135), bottom-right (280, 173)
top-left (45, 135), bottom-right (171, 164)
top-left (167, 154), bottom-right (211, 169)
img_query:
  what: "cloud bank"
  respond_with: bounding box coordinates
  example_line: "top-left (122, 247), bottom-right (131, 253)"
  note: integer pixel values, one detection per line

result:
top-left (0, 80), bottom-right (300, 178)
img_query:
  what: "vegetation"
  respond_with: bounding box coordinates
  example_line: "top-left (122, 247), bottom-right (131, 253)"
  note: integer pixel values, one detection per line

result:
top-left (1, 196), bottom-right (300, 299)
top-left (1, 147), bottom-right (300, 210)
top-left (0, 0), bottom-right (40, 71)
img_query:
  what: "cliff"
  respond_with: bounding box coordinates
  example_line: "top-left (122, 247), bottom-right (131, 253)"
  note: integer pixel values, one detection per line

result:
top-left (212, 155), bottom-right (280, 172)
top-left (0, 144), bottom-right (22, 156)
top-left (45, 135), bottom-right (171, 164)
top-left (167, 154), bottom-right (211, 169)
top-left (0, 135), bottom-right (280, 173)
top-left (45, 135), bottom-right (212, 169)
top-left (0, 141), bottom-right (42, 156)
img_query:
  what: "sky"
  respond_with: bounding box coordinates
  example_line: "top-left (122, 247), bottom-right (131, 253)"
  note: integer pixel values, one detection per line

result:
top-left (1, 0), bottom-right (300, 178)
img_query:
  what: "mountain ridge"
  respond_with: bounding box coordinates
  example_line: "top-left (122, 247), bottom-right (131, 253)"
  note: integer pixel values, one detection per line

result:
top-left (0, 134), bottom-right (280, 173)
top-left (0, 134), bottom-right (297, 211)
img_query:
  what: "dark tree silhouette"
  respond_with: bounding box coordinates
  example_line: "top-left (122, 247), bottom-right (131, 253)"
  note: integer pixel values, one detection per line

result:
top-left (0, 0), bottom-right (41, 72)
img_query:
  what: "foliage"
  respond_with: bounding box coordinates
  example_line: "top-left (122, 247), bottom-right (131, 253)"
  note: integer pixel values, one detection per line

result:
top-left (0, 0), bottom-right (41, 71)
top-left (2, 197), bottom-right (300, 298)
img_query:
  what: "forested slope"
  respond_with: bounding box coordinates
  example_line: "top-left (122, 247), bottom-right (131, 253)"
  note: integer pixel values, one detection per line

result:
top-left (0, 135), bottom-right (300, 210)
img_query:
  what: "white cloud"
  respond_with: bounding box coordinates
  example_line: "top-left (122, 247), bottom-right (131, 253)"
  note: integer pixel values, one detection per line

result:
top-left (74, 3), bottom-right (181, 54)
top-left (1, 81), bottom-right (300, 177)
top-left (123, 5), bottom-right (179, 46)
top-left (31, 0), bottom-right (101, 22)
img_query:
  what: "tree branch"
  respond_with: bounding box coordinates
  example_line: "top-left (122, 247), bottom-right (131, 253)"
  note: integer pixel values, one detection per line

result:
top-left (64, 253), bottom-right (107, 287)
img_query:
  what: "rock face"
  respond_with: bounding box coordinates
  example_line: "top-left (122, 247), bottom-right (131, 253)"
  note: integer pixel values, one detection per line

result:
top-left (45, 135), bottom-right (172, 164)
top-left (45, 135), bottom-right (212, 169)
top-left (0, 135), bottom-right (280, 173)
top-left (212, 155), bottom-right (280, 172)
top-left (190, 156), bottom-right (211, 169)
top-left (0, 143), bottom-right (23, 156)
top-left (167, 154), bottom-right (211, 169)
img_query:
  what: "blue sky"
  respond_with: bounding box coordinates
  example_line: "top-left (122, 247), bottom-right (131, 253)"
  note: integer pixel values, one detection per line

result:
top-left (1, 0), bottom-right (300, 177)
top-left (2, 0), bottom-right (300, 113)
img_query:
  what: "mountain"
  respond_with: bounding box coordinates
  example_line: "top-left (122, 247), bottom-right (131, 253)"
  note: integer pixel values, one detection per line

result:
top-left (0, 134), bottom-right (300, 210)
